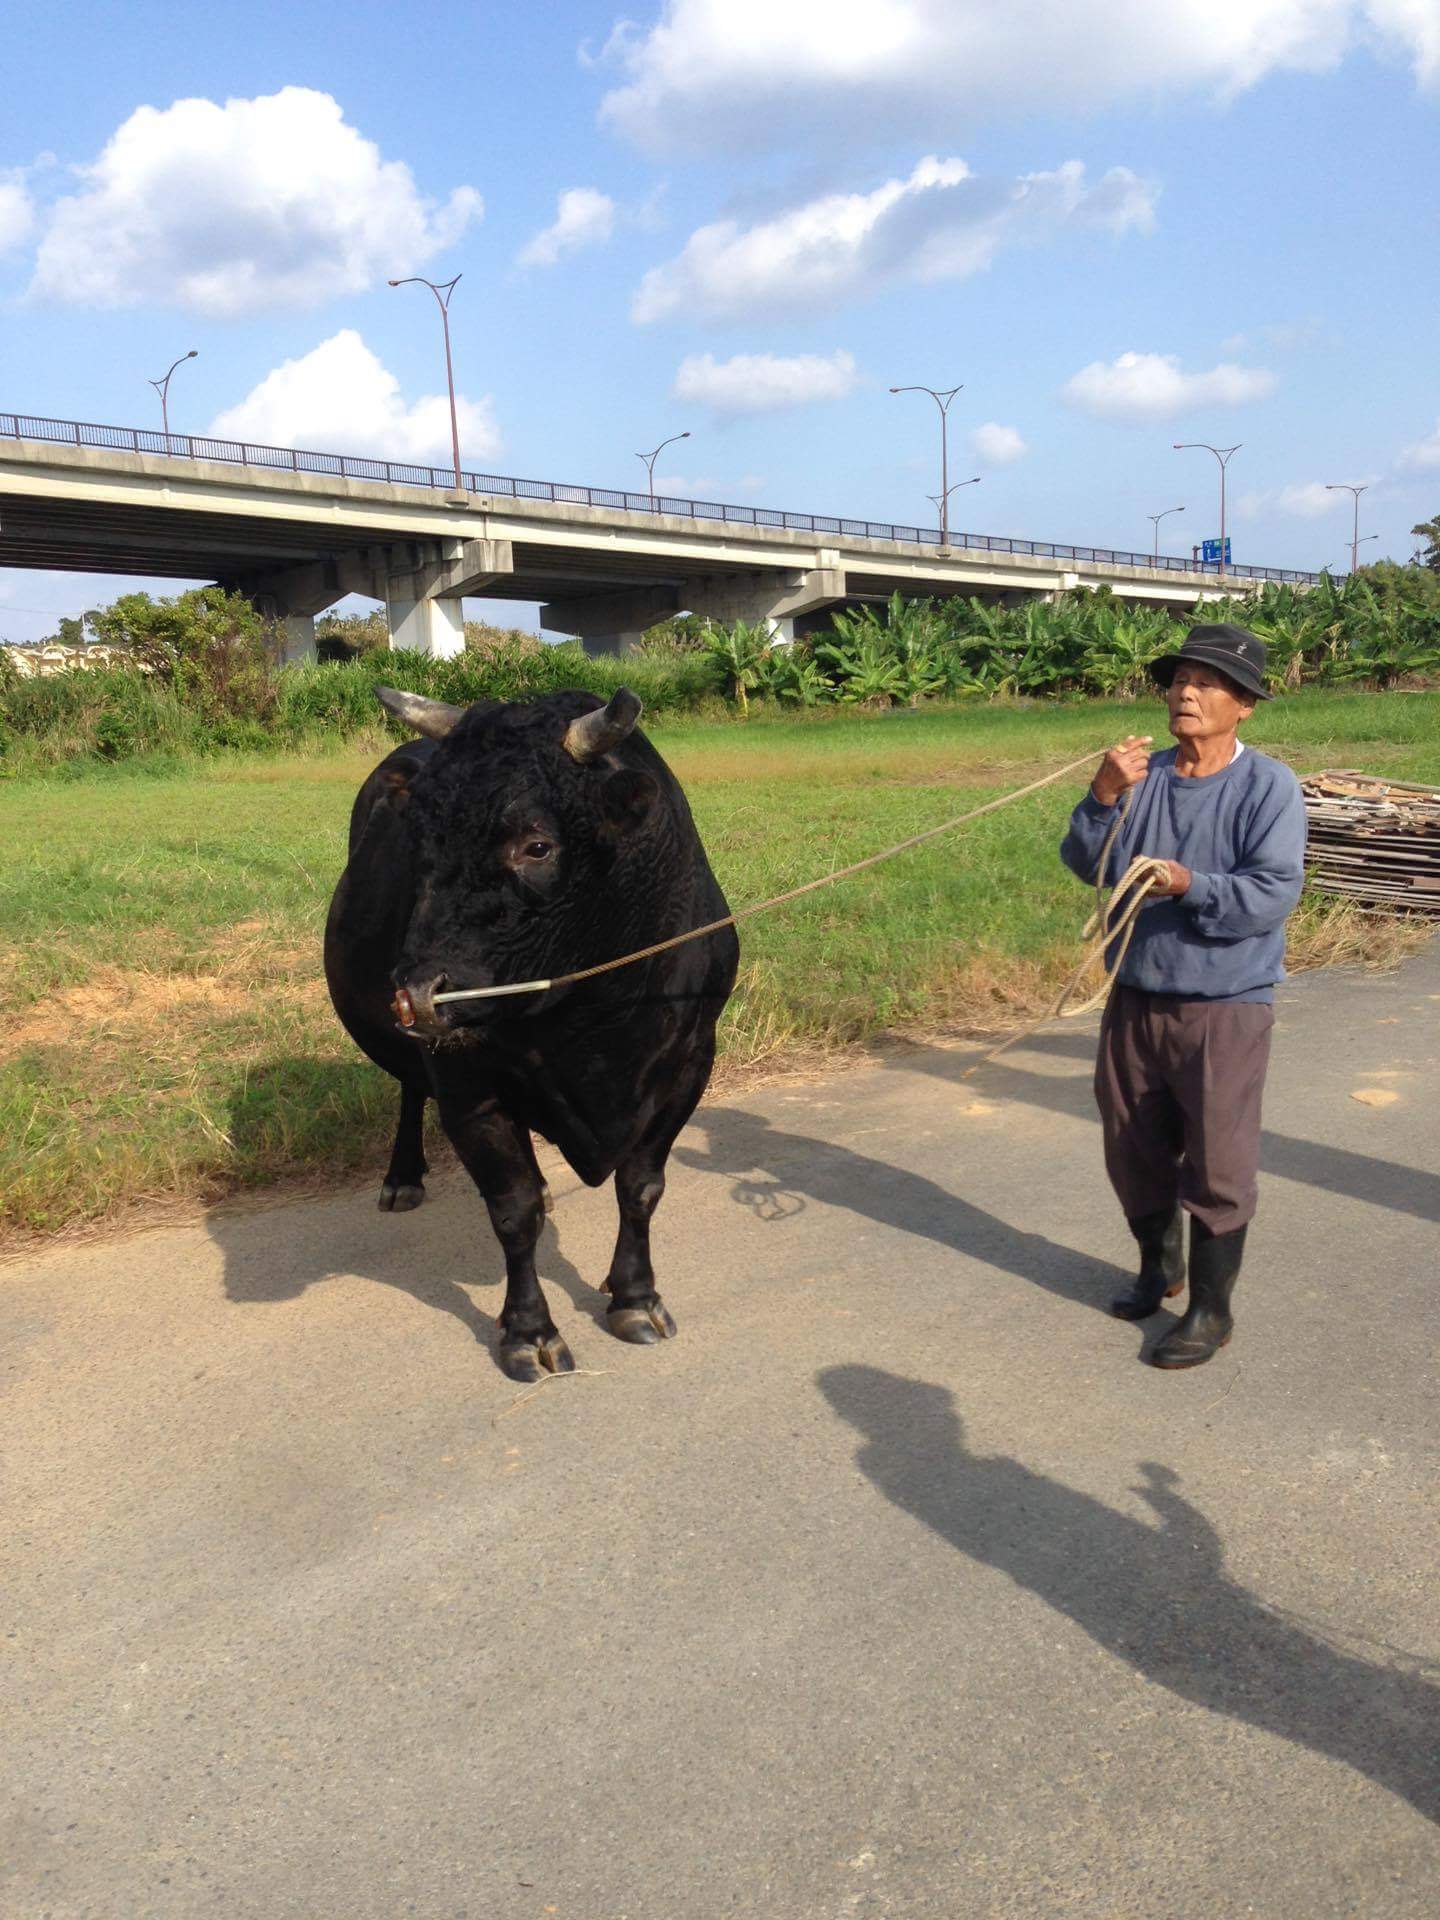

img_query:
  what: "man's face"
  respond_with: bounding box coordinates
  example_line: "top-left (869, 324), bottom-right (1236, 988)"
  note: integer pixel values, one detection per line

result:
top-left (1166, 660), bottom-right (1255, 742)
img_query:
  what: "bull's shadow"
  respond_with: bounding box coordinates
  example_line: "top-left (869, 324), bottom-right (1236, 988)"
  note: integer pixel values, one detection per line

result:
top-left (673, 1104), bottom-right (1130, 1316)
top-left (209, 1057), bottom-right (603, 1370)
top-left (821, 1364), bottom-right (1440, 1827)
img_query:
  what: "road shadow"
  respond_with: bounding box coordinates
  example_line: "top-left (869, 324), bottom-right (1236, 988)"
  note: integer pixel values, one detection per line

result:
top-left (820, 1364), bottom-right (1440, 1827)
top-left (673, 1104), bottom-right (1131, 1317)
top-left (209, 1057), bottom-right (605, 1374)
top-left (887, 1033), bottom-right (1440, 1226)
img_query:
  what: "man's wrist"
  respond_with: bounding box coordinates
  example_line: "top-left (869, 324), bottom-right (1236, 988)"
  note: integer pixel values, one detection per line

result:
top-left (1089, 780), bottom-right (1121, 808)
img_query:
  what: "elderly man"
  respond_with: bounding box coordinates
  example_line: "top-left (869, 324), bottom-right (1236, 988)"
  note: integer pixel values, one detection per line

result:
top-left (1060, 623), bottom-right (1307, 1369)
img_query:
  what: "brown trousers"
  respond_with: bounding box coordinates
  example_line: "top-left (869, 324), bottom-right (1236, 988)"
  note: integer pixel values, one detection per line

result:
top-left (1094, 988), bottom-right (1275, 1234)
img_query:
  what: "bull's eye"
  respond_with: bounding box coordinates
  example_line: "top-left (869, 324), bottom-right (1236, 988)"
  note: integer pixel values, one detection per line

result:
top-left (522, 840), bottom-right (554, 860)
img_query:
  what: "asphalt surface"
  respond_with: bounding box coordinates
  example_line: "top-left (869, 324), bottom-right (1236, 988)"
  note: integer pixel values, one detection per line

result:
top-left (5, 947), bottom-right (1439, 1919)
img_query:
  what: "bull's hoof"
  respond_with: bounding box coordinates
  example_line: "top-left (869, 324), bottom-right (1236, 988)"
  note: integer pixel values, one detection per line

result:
top-left (379, 1180), bottom-right (425, 1212)
top-left (607, 1298), bottom-right (677, 1345)
top-left (498, 1331), bottom-right (576, 1382)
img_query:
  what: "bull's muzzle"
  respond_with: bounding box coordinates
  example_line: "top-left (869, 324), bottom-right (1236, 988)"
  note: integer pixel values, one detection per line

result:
top-left (393, 972), bottom-right (450, 1034)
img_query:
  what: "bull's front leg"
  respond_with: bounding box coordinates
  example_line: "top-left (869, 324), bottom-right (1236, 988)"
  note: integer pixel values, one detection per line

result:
top-left (604, 1050), bottom-right (713, 1346)
top-left (438, 1094), bottom-right (575, 1382)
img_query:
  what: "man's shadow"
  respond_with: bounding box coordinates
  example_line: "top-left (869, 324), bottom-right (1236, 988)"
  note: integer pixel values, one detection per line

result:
top-left (210, 1058), bottom-right (605, 1374)
top-left (674, 1105), bottom-right (1131, 1318)
top-left (891, 1030), bottom-right (1440, 1226)
top-left (820, 1365), bottom-right (1440, 1827)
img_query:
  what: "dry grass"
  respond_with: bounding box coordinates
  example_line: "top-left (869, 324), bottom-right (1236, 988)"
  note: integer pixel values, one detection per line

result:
top-left (3, 691), bottom-right (1435, 1244)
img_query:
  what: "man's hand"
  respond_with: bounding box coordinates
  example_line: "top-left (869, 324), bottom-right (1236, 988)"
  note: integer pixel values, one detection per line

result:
top-left (1091, 735), bottom-right (1153, 808)
top-left (1148, 861), bottom-right (1192, 897)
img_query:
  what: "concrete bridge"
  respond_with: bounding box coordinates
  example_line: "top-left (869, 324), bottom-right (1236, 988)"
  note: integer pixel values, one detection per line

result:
top-left (1, 413), bottom-right (1321, 659)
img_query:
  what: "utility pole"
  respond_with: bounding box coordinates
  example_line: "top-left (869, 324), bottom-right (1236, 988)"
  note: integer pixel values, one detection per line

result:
top-left (1173, 443), bottom-right (1241, 572)
top-left (926, 476), bottom-right (981, 537)
top-left (389, 274), bottom-right (465, 495)
top-left (1147, 505), bottom-right (1185, 560)
top-left (636, 431), bottom-right (690, 510)
top-left (148, 350), bottom-right (198, 446)
top-left (1325, 482), bottom-right (1370, 574)
top-left (891, 384), bottom-right (964, 547)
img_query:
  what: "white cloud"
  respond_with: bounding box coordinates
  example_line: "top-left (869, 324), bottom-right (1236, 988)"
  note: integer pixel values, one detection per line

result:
top-left (1236, 478), bottom-right (1380, 518)
top-left (29, 88), bottom-right (480, 315)
top-left (599, 1), bottom-right (1440, 153)
top-left (635, 156), bottom-right (1153, 323)
top-left (210, 331), bottom-right (500, 464)
top-left (672, 348), bottom-right (858, 416)
top-left (650, 473), bottom-right (769, 499)
top-left (517, 187), bottom-right (616, 268)
top-left (1398, 418), bottom-right (1440, 471)
top-left (1221, 317), bottom-right (1325, 352)
top-left (970, 421), bottom-right (1027, 465)
top-left (0, 170), bottom-right (34, 255)
top-left (651, 474), bottom-right (719, 495)
top-left (1063, 350), bottom-right (1276, 422)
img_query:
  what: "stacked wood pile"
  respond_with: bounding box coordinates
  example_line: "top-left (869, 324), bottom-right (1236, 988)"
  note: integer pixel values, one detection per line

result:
top-left (1301, 771), bottom-right (1440, 915)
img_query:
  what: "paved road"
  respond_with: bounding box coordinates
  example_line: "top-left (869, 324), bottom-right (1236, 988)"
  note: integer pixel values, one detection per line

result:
top-left (5, 949), bottom-right (1439, 1919)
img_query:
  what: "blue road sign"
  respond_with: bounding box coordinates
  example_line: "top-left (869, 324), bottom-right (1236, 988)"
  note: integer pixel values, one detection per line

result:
top-left (1202, 538), bottom-right (1232, 564)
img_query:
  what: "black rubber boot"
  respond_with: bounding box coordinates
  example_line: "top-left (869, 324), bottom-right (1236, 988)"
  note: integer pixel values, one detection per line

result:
top-left (1111, 1207), bottom-right (1185, 1319)
top-left (1151, 1220), bottom-right (1246, 1369)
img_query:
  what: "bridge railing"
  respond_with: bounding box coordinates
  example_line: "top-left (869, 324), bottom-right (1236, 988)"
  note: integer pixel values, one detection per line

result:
top-left (2, 409), bottom-right (1324, 586)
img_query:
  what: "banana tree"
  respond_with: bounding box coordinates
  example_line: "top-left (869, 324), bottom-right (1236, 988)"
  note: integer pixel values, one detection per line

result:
top-left (703, 619), bottom-right (770, 713)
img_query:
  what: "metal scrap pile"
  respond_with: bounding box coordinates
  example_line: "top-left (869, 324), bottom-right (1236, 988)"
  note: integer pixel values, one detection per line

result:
top-left (1301, 770), bottom-right (1440, 915)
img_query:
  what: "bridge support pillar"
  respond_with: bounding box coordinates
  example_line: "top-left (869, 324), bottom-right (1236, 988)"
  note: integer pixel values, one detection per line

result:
top-left (380, 537), bottom-right (514, 657)
top-left (540, 586), bottom-right (682, 657)
top-left (682, 563), bottom-right (846, 642)
top-left (278, 615), bottom-right (318, 665)
top-left (385, 586), bottom-right (466, 658)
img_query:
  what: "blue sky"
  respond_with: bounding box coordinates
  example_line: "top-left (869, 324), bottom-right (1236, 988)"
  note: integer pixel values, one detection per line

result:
top-left (3, 0), bottom-right (1438, 640)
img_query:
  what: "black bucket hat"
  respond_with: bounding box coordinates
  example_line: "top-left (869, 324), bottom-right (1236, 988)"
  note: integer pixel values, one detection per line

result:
top-left (1148, 622), bottom-right (1272, 701)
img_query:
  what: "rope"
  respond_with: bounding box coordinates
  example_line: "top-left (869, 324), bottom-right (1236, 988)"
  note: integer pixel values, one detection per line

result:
top-left (959, 790), bottom-right (1170, 1077)
top-left (410, 748), bottom-right (1167, 1042)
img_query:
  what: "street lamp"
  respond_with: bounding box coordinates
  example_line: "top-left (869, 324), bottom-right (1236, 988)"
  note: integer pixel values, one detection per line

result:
top-left (148, 349), bottom-right (197, 446)
top-left (1147, 504), bottom-right (1185, 560)
top-left (388, 274), bottom-right (465, 495)
top-left (926, 476), bottom-right (981, 538)
top-left (636, 431), bottom-right (690, 511)
top-left (891, 384), bottom-right (963, 547)
top-left (1173, 443), bottom-right (1241, 572)
top-left (1325, 482), bottom-right (1370, 575)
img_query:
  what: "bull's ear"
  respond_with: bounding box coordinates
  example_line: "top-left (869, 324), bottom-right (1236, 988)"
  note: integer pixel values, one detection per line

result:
top-left (563, 687), bottom-right (642, 763)
top-left (380, 766), bottom-right (413, 808)
top-left (600, 768), bottom-right (659, 830)
top-left (375, 685), bottom-right (465, 741)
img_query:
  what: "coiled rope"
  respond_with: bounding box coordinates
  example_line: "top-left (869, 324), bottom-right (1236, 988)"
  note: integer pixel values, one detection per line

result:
top-left (403, 748), bottom-right (1168, 1052)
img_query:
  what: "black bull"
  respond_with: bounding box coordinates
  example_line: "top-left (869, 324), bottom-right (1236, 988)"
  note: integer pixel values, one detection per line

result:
top-left (324, 684), bottom-right (739, 1380)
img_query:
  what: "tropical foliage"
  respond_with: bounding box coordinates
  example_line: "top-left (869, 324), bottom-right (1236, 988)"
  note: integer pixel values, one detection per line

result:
top-left (699, 565), bottom-right (1440, 712)
top-left (5, 561), bottom-right (1439, 772)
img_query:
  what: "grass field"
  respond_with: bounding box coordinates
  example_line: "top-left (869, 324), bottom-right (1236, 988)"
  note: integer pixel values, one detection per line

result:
top-left (3, 690), bottom-right (1435, 1243)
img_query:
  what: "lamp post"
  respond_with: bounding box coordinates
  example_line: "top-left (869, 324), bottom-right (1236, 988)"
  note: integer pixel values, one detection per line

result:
top-left (1325, 482), bottom-right (1370, 575)
top-left (1173, 443), bottom-right (1240, 572)
top-left (636, 431), bottom-right (690, 510)
top-left (891, 383), bottom-right (963, 547)
top-left (1147, 504), bottom-right (1185, 560)
top-left (926, 476), bottom-right (981, 537)
top-left (148, 350), bottom-right (197, 446)
top-left (388, 274), bottom-right (465, 494)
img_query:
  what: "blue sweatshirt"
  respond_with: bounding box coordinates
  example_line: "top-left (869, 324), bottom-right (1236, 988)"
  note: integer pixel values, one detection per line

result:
top-left (1059, 744), bottom-right (1307, 1003)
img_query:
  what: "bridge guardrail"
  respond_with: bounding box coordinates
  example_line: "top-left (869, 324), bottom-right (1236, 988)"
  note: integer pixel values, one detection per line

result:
top-left (2, 409), bottom-right (1324, 586)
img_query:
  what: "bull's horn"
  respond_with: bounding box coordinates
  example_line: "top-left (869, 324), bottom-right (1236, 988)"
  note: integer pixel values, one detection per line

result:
top-left (563, 687), bottom-right (643, 763)
top-left (375, 685), bottom-right (466, 741)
